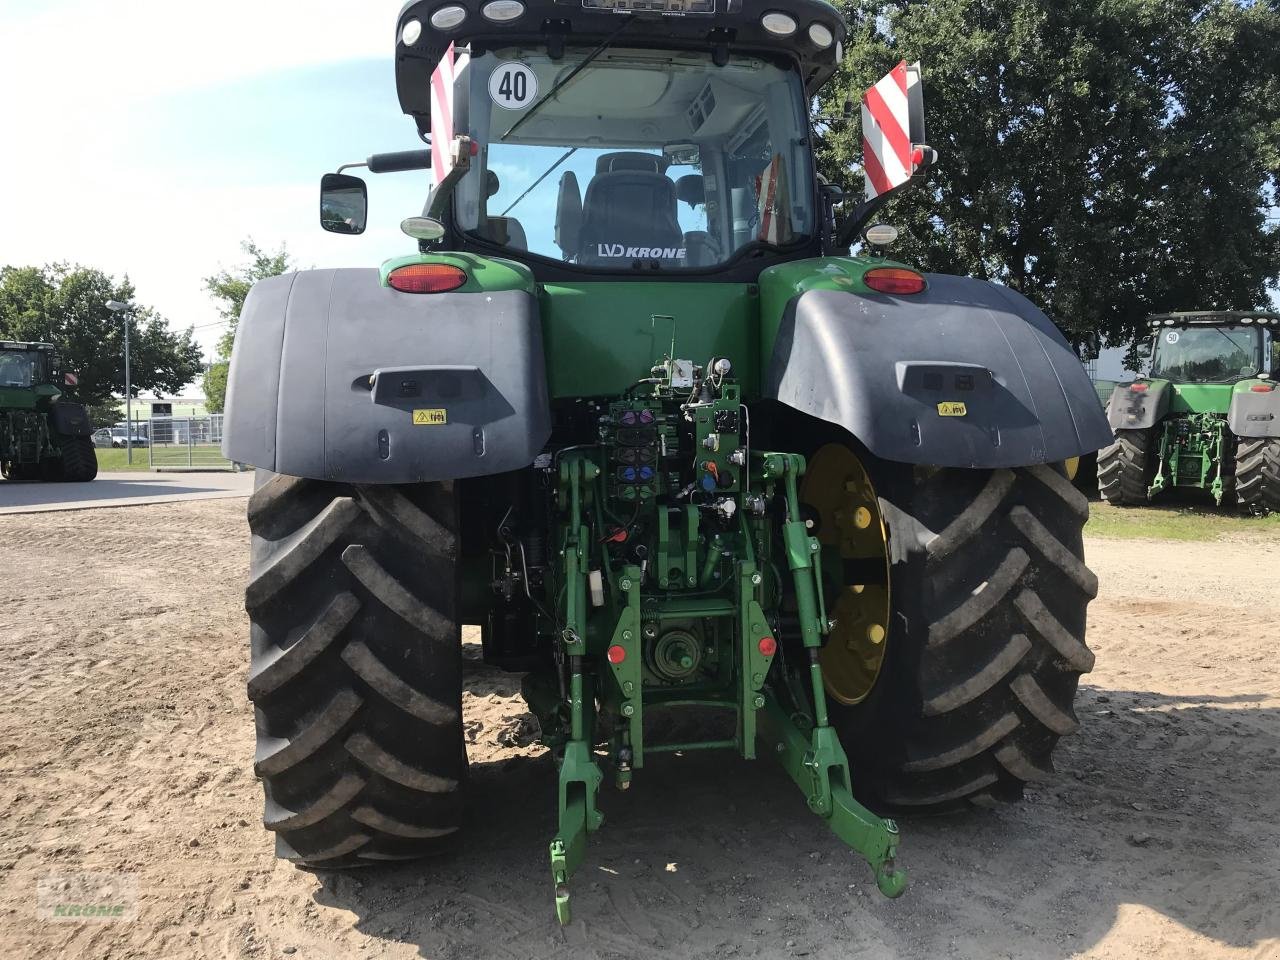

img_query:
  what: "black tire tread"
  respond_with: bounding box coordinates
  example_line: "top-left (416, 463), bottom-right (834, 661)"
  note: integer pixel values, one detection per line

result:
top-left (56, 435), bottom-right (98, 482)
top-left (1235, 437), bottom-right (1280, 515)
top-left (247, 471), bottom-right (464, 868)
top-left (1097, 429), bottom-right (1150, 505)
top-left (836, 462), bottom-right (1096, 813)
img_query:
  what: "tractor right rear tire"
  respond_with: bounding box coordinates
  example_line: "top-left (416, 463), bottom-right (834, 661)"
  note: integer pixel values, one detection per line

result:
top-left (826, 460), bottom-right (1098, 813)
top-left (57, 436), bottom-right (98, 482)
top-left (245, 471), bottom-right (465, 867)
top-left (1097, 429), bottom-right (1151, 505)
top-left (1235, 437), bottom-right (1280, 515)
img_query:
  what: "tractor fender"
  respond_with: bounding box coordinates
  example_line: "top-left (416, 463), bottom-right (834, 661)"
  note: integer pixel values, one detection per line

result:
top-left (764, 274), bottom-right (1112, 468)
top-left (1228, 382), bottom-right (1280, 439)
top-left (1105, 379), bottom-right (1172, 431)
top-left (49, 401), bottom-right (93, 437)
top-left (222, 268), bottom-right (550, 483)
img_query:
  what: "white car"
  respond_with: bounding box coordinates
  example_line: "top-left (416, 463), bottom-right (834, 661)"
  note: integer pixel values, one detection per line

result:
top-left (93, 427), bottom-right (148, 448)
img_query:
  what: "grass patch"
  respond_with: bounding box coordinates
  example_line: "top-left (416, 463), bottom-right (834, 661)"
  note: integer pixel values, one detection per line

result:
top-left (1086, 500), bottom-right (1280, 541)
top-left (95, 447), bottom-right (152, 472)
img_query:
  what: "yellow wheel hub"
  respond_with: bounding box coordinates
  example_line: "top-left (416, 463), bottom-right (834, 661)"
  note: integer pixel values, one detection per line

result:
top-left (801, 444), bottom-right (892, 706)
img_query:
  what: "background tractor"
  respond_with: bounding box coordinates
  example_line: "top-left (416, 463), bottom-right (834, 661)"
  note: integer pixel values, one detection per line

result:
top-left (0, 340), bottom-right (97, 482)
top-left (223, 0), bottom-right (1111, 922)
top-left (1099, 311), bottom-right (1280, 514)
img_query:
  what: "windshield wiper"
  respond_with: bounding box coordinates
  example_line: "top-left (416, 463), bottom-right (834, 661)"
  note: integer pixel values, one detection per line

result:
top-left (501, 146), bottom-right (577, 216)
top-left (501, 16), bottom-right (636, 142)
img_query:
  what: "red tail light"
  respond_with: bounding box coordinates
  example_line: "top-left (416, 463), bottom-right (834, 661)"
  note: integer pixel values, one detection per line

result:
top-left (864, 267), bottom-right (926, 295)
top-left (1252, 383), bottom-right (1275, 393)
top-left (1130, 383), bottom-right (1149, 393)
top-left (387, 263), bottom-right (467, 293)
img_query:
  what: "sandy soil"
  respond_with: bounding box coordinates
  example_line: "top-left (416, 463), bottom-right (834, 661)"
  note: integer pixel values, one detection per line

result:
top-left (0, 500), bottom-right (1277, 960)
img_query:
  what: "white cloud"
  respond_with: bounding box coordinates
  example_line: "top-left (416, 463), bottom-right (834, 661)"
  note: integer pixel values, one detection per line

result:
top-left (0, 0), bottom-right (415, 365)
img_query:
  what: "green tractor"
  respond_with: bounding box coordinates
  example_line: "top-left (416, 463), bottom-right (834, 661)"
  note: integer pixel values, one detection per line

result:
top-left (1099, 311), bottom-right (1280, 514)
top-left (222, 0), bottom-right (1111, 922)
top-left (0, 340), bottom-right (97, 483)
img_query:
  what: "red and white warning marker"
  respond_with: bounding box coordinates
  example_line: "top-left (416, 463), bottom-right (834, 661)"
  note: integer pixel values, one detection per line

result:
top-left (861, 61), bottom-right (928, 201)
top-left (430, 43), bottom-right (470, 186)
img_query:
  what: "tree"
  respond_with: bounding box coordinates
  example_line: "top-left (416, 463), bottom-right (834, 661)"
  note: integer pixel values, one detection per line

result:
top-left (202, 240), bottom-right (294, 413)
top-left (0, 264), bottom-right (203, 409)
top-left (819, 0), bottom-right (1280, 348)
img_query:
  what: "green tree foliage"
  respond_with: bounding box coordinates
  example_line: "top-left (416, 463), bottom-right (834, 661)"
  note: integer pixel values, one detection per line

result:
top-left (0, 264), bottom-right (202, 408)
top-left (202, 240), bottom-right (293, 413)
top-left (819, 0), bottom-right (1280, 347)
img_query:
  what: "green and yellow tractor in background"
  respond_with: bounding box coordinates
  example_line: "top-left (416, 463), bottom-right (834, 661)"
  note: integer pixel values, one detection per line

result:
top-left (1099, 312), bottom-right (1280, 514)
top-left (222, 0), bottom-right (1112, 922)
top-left (0, 340), bottom-right (97, 483)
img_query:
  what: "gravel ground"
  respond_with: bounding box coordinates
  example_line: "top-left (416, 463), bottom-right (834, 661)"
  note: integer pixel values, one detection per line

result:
top-left (0, 499), bottom-right (1276, 959)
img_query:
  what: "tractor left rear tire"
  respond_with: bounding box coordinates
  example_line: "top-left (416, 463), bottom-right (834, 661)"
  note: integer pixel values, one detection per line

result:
top-left (57, 436), bottom-right (98, 482)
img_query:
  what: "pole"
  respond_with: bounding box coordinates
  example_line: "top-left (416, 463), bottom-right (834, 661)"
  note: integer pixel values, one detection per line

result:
top-left (124, 311), bottom-right (132, 465)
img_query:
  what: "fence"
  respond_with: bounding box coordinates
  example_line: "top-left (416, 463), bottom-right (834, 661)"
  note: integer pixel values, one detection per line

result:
top-left (148, 415), bottom-right (238, 470)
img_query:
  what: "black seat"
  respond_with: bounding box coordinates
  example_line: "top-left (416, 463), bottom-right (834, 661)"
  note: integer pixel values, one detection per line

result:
top-left (577, 171), bottom-right (684, 264)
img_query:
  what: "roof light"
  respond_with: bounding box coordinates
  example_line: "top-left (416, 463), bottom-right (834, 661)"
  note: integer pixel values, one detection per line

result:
top-left (482, 0), bottom-right (525, 20)
top-left (387, 263), bottom-right (468, 293)
top-left (761, 11), bottom-right (797, 35)
top-left (864, 267), bottom-right (926, 295)
top-left (808, 22), bottom-right (834, 48)
top-left (1164, 319), bottom-right (1176, 326)
top-left (400, 18), bottom-right (422, 45)
top-left (1242, 317), bottom-right (1255, 324)
top-left (430, 4), bottom-right (467, 29)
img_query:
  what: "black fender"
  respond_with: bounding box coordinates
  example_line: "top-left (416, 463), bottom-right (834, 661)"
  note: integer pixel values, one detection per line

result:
top-left (222, 269), bottom-right (550, 483)
top-left (764, 275), bottom-right (1112, 468)
top-left (49, 401), bottom-right (93, 437)
top-left (1106, 380), bottom-right (1172, 431)
top-left (1228, 383), bottom-right (1280, 438)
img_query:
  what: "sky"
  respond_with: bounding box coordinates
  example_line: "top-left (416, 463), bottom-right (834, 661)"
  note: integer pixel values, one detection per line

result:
top-left (0, 0), bottom-right (435, 364)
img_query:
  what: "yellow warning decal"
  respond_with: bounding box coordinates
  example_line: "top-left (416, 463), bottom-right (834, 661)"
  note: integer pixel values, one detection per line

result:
top-left (937, 402), bottom-right (968, 417)
top-left (412, 408), bottom-right (448, 425)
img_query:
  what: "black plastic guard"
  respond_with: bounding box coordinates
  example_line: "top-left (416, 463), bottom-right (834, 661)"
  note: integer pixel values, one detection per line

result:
top-left (222, 269), bottom-right (550, 483)
top-left (1106, 380), bottom-right (1172, 431)
top-left (765, 275), bottom-right (1113, 468)
top-left (1229, 388), bottom-right (1280, 438)
top-left (49, 401), bottom-right (93, 437)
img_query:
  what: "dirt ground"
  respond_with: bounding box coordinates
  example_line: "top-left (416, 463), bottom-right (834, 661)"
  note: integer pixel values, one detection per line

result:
top-left (1, 500), bottom-right (1277, 960)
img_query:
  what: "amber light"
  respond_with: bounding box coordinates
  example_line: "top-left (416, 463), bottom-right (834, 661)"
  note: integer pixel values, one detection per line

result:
top-left (864, 267), bottom-right (926, 295)
top-left (387, 263), bottom-right (467, 293)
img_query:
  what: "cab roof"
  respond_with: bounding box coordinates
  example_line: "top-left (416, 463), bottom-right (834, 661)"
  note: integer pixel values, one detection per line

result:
top-left (0, 341), bottom-right (55, 351)
top-left (1147, 311), bottom-right (1280, 327)
top-left (395, 0), bottom-right (846, 136)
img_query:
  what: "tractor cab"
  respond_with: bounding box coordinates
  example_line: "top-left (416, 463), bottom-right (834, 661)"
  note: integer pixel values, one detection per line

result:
top-left (326, 0), bottom-right (848, 276)
top-left (1145, 312), bottom-right (1278, 384)
top-left (0, 341), bottom-right (59, 401)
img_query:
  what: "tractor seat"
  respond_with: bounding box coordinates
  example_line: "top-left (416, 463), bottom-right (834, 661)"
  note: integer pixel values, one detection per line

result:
top-left (577, 171), bottom-right (684, 265)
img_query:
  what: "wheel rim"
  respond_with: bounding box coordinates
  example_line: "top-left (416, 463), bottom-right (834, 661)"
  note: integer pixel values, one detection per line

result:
top-left (800, 444), bottom-right (892, 706)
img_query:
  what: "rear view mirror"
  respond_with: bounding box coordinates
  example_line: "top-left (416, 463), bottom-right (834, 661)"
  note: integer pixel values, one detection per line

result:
top-left (662, 142), bottom-right (700, 166)
top-left (320, 173), bottom-right (368, 235)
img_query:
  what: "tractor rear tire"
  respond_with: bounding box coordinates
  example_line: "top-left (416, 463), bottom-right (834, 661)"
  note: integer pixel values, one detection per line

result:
top-left (1097, 429), bottom-right (1151, 505)
top-left (832, 462), bottom-right (1097, 812)
top-left (57, 436), bottom-right (98, 482)
top-left (245, 471), bottom-right (465, 867)
top-left (1235, 438), bottom-right (1280, 515)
